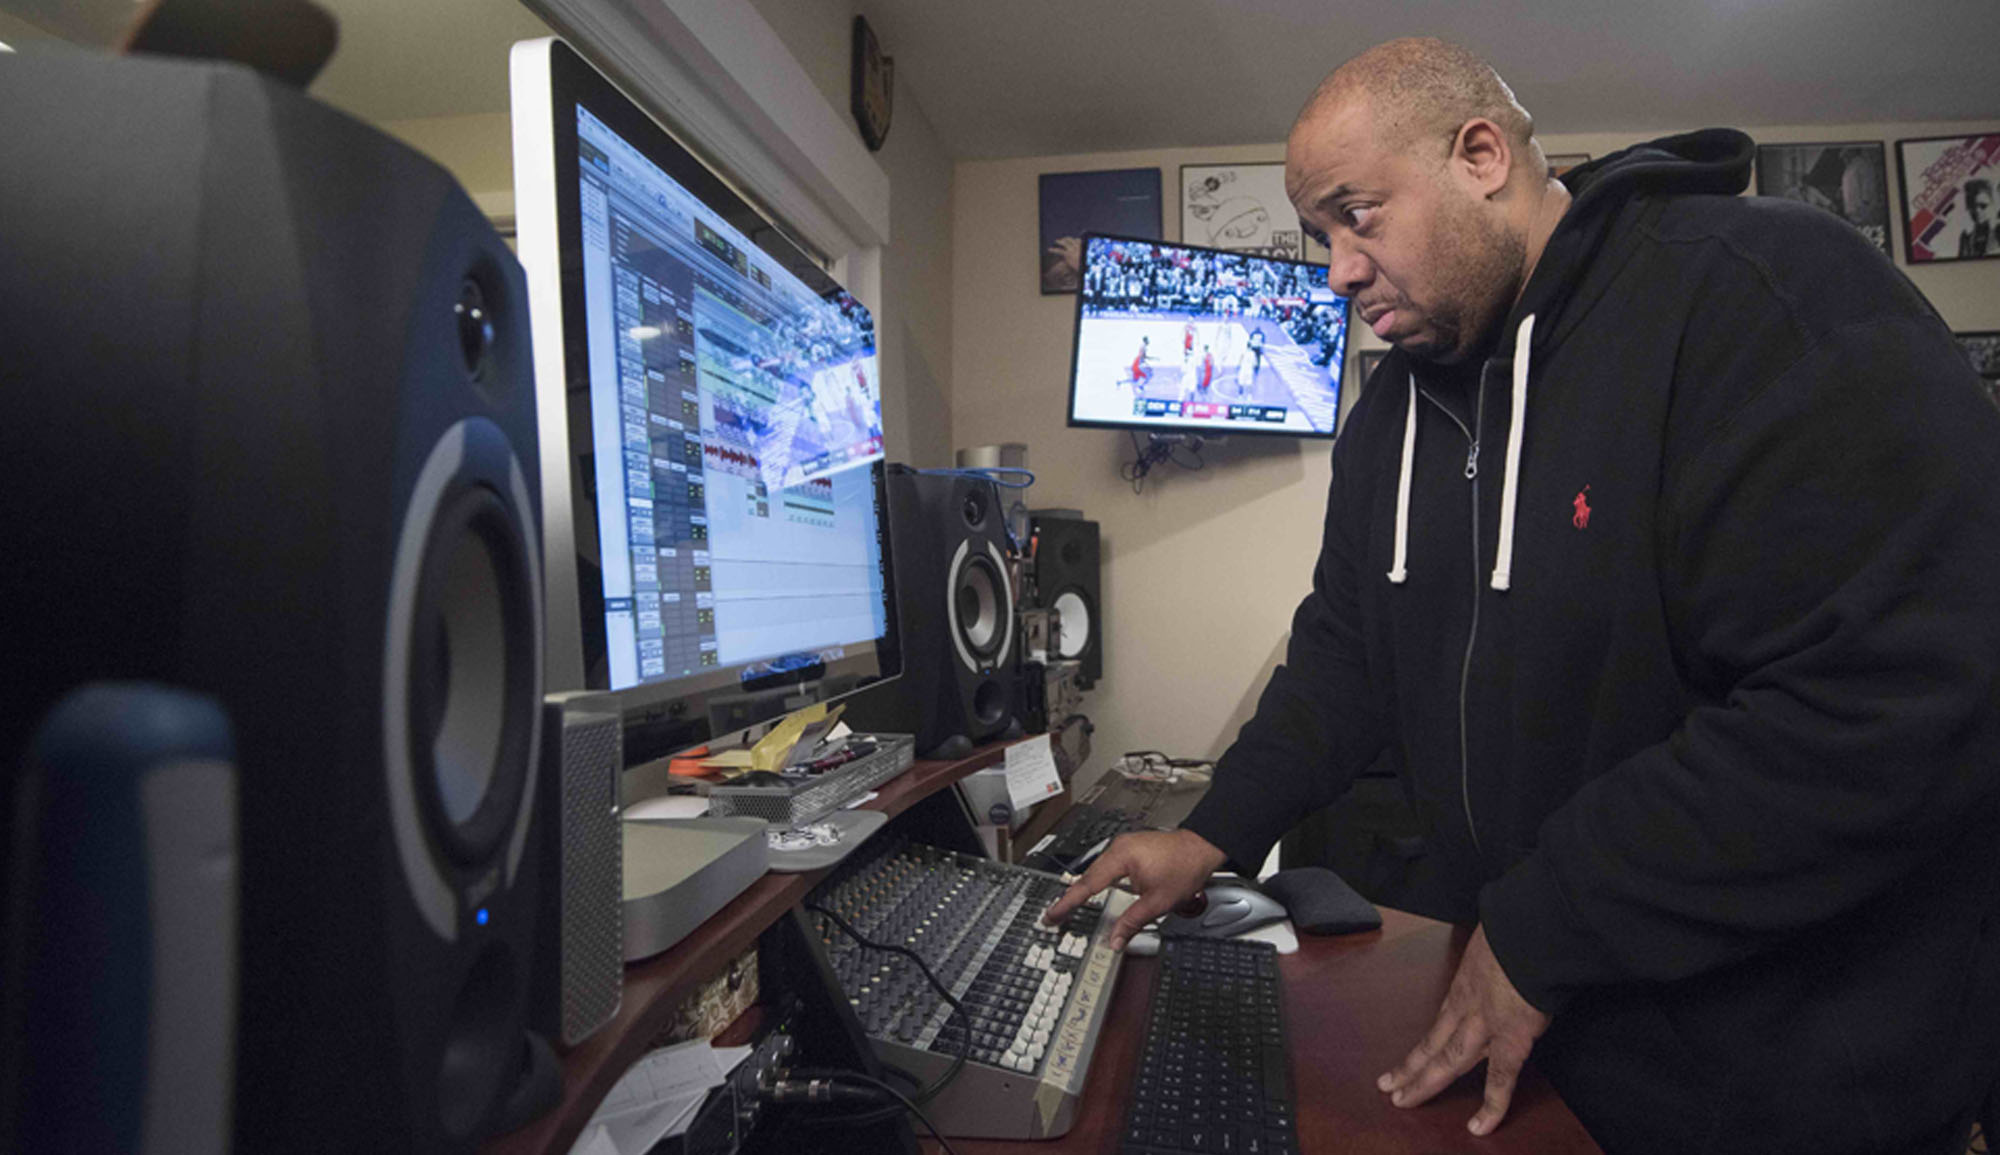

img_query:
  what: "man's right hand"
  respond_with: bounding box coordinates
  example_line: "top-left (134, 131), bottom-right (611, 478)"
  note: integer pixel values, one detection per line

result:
top-left (1041, 828), bottom-right (1229, 951)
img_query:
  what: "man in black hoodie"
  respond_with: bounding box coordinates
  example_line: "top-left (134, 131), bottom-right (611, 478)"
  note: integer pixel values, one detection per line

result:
top-left (1045, 37), bottom-right (2000, 1155)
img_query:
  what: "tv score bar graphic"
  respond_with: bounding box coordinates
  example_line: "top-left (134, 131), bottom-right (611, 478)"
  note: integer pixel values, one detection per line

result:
top-left (1069, 234), bottom-right (1350, 439)
top-left (1137, 397), bottom-right (1295, 425)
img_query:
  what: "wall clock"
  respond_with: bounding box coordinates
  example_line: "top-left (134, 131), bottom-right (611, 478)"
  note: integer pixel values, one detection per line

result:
top-left (850, 15), bottom-right (893, 152)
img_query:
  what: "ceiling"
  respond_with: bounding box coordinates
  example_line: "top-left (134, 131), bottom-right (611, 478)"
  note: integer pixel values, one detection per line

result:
top-left (858, 0), bottom-right (2000, 158)
top-left (4, 0), bottom-right (1996, 155)
top-left (304, 0), bottom-right (552, 122)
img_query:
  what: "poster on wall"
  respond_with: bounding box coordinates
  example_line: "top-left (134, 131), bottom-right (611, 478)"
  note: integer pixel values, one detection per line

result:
top-left (1957, 331), bottom-right (2000, 406)
top-left (1754, 141), bottom-right (1891, 256)
top-left (1180, 163), bottom-right (1302, 259)
top-left (1895, 133), bottom-right (2000, 262)
top-left (1039, 168), bottom-right (1162, 294)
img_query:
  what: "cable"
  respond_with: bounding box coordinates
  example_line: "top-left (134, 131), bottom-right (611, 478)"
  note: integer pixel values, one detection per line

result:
top-left (828, 1071), bottom-right (963, 1155)
top-left (1120, 431), bottom-right (1206, 493)
top-left (801, 901), bottom-right (968, 1109)
top-left (764, 1070), bottom-right (964, 1155)
top-left (916, 467), bottom-right (1036, 552)
top-left (916, 465), bottom-right (1036, 489)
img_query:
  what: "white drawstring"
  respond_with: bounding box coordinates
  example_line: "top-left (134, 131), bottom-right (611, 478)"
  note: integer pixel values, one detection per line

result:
top-left (1387, 377), bottom-right (1417, 584)
top-left (1489, 313), bottom-right (1536, 591)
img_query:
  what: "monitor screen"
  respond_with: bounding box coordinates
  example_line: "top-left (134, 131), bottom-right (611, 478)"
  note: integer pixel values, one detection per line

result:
top-left (511, 38), bottom-right (898, 751)
top-left (1067, 234), bottom-right (1350, 438)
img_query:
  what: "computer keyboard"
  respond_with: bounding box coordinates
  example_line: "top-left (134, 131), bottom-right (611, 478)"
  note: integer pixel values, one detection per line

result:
top-left (1122, 936), bottom-right (1298, 1155)
top-left (1017, 801), bottom-right (1151, 873)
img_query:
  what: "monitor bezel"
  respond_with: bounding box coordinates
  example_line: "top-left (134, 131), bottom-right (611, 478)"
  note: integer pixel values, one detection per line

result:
top-left (511, 37), bottom-right (901, 750)
top-left (1063, 231), bottom-right (1350, 441)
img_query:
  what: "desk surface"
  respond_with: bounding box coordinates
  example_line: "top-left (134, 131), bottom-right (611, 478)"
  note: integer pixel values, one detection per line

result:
top-left (483, 740), bottom-right (1602, 1155)
top-left (933, 909), bottom-right (1603, 1155)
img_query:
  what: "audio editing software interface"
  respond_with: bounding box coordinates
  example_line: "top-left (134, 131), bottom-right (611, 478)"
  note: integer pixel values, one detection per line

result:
top-left (574, 107), bottom-right (890, 691)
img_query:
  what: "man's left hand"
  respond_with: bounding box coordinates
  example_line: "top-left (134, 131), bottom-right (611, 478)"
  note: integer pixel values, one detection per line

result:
top-left (1377, 924), bottom-right (1551, 1136)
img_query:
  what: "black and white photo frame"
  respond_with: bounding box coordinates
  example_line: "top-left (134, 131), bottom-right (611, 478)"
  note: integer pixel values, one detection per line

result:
top-left (1755, 141), bottom-right (1892, 256)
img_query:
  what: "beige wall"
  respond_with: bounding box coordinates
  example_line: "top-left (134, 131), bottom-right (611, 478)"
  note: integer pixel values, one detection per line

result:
top-left (951, 120), bottom-right (2000, 790)
top-left (748, 0), bottom-right (958, 469)
top-left (380, 112), bottom-right (515, 207)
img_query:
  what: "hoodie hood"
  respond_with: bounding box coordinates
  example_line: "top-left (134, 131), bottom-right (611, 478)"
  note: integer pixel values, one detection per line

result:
top-left (1501, 128), bottom-right (1755, 361)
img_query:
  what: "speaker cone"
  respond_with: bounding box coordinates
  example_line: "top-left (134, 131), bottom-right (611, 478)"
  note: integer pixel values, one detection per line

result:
top-left (410, 482), bottom-right (536, 866)
top-left (956, 557), bottom-right (1002, 655)
top-left (1053, 591), bottom-right (1091, 660)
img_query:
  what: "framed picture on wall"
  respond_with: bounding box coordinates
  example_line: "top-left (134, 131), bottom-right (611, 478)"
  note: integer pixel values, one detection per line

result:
top-left (1958, 331), bottom-right (2000, 410)
top-left (1547, 153), bottom-right (1591, 179)
top-left (1039, 168), bottom-right (1162, 294)
top-left (1180, 162), bottom-right (1302, 258)
top-left (1894, 133), bottom-right (2000, 263)
top-left (1754, 141), bottom-right (1891, 256)
top-left (1957, 331), bottom-right (2000, 378)
top-left (1357, 348), bottom-right (1388, 384)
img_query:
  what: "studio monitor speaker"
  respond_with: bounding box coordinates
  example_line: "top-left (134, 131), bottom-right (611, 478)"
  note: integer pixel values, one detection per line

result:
top-left (5, 685), bottom-right (239, 1155)
top-left (1030, 515), bottom-right (1102, 688)
top-left (1, 51), bottom-right (549, 1151)
top-left (843, 466), bottom-right (1018, 757)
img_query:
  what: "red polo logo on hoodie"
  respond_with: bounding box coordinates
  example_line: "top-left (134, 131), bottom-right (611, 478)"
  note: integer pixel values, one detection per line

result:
top-left (1573, 485), bottom-right (1592, 529)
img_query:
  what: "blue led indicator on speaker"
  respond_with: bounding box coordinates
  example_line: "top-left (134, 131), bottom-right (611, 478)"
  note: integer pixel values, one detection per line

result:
top-left (476, 908), bottom-right (490, 927)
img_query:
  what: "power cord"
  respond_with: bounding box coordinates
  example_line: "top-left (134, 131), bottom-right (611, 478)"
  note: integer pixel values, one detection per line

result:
top-left (828, 1071), bottom-right (961, 1155)
top-left (1121, 432), bottom-right (1206, 493)
top-left (762, 1069), bottom-right (962, 1155)
top-left (800, 901), bottom-right (969, 1113)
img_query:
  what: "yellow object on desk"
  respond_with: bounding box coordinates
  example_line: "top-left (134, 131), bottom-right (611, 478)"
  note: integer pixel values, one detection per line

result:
top-left (747, 702), bottom-right (845, 772)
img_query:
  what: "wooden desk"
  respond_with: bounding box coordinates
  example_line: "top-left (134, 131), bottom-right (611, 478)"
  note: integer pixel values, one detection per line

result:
top-left (934, 910), bottom-right (1602, 1155)
top-left (482, 741), bottom-right (1015, 1155)
top-left (484, 743), bottom-right (1602, 1155)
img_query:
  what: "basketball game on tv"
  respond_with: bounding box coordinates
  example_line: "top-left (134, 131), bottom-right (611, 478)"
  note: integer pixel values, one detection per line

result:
top-left (1067, 234), bottom-right (1350, 438)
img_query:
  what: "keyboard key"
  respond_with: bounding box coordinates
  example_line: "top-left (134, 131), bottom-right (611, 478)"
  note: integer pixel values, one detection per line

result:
top-left (1123, 939), bottom-right (1293, 1155)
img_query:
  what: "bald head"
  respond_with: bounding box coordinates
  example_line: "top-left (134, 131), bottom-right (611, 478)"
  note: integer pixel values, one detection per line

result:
top-left (1284, 38), bottom-right (1572, 364)
top-left (1295, 38), bottom-right (1539, 171)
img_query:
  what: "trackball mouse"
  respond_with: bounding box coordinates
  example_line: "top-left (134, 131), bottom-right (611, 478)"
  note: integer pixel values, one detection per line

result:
top-left (1156, 881), bottom-right (1288, 939)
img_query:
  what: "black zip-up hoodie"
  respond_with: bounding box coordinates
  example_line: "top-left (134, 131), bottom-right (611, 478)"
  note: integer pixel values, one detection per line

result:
top-left (1181, 130), bottom-right (2000, 1154)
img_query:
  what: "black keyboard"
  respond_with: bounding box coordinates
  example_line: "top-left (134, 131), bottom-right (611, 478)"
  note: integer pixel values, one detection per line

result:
top-left (1121, 937), bottom-right (1298, 1155)
top-left (1018, 802), bottom-right (1150, 873)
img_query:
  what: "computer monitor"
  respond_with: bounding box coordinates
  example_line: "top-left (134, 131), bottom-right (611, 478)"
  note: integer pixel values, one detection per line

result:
top-left (1066, 234), bottom-right (1350, 438)
top-left (510, 37), bottom-right (899, 760)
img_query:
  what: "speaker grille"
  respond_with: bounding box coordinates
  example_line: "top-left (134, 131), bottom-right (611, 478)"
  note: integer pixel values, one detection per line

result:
top-left (561, 715), bottom-right (623, 1046)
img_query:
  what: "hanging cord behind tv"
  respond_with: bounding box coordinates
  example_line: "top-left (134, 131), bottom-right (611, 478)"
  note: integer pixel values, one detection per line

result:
top-left (1121, 431), bottom-right (1207, 493)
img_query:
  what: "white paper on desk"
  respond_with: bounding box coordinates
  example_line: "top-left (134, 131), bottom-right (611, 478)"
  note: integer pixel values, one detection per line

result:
top-left (1005, 733), bottom-right (1064, 812)
top-left (570, 1124), bottom-right (620, 1155)
top-left (598, 1094), bottom-right (704, 1155)
top-left (574, 1038), bottom-right (726, 1155)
